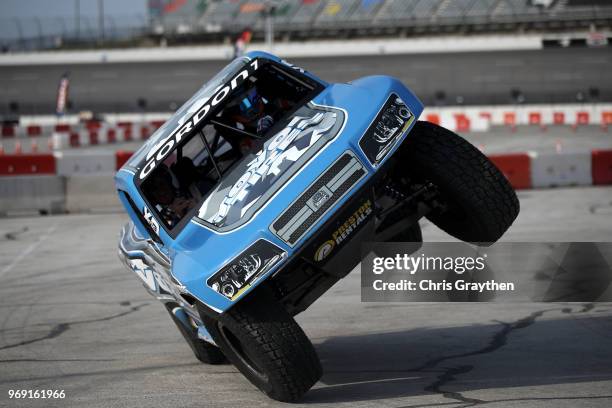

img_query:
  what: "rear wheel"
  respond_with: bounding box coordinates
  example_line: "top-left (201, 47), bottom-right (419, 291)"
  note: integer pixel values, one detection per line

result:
top-left (401, 121), bottom-right (519, 244)
top-left (165, 303), bottom-right (226, 364)
top-left (203, 287), bottom-right (321, 402)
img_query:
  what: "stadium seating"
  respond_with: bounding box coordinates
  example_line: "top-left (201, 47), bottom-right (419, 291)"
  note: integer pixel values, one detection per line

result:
top-left (163, 0), bottom-right (612, 38)
top-left (5, 0), bottom-right (612, 49)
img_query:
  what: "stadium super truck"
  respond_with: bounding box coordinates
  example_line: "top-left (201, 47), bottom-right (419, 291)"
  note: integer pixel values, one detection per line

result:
top-left (115, 51), bottom-right (519, 402)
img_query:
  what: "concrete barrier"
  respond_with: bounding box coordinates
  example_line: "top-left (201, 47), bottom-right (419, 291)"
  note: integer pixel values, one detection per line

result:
top-left (65, 175), bottom-right (121, 213)
top-left (531, 152), bottom-right (592, 188)
top-left (0, 175), bottom-right (66, 215)
top-left (2, 146), bottom-right (612, 216)
top-left (591, 150), bottom-right (612, 185)
top-left (54, 152), bottom-right (116, 176)
top-left (489, 153), bottom-right (532, 190)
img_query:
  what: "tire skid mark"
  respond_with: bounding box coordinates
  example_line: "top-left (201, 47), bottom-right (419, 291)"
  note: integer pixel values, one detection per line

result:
top-left (0, 302), bottom-right (149, 351)
top-left (400, 303), bottom-right (595, 408)
top-left (0, 363), bottom-right (233, 385)
top-left (403, 394), bottom-right (612, 408)
top-left (3, 226), bottom-right (28, 241)
top-left (0, 358), bottom-right (117, 363)
top-left (0, 273), bottom-right (133, 292)
top-left (424, 365), bottom-right (482, 406)
top-left (0, 303), bottom-right (17, 354)
top-left (0, 223), bottom-right (57, 279)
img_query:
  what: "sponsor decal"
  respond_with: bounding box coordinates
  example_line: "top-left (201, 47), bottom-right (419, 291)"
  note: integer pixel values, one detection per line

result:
top-left (200, 109), bottom-right (338, 227)
top-left (309, 188), bottom-right (331, 210)
top-left (128, 258), bottom-right (157, 290)
top-left (314, 240), bottom-right (335, 262)
top-left (143, 205), bottom-right (160, 235)
top-left (138, 59), bottom-right (259, 180)
top-left (127, 258), bottom-right (172, 294)
top-left (314, 199), bottom-right (373, 261)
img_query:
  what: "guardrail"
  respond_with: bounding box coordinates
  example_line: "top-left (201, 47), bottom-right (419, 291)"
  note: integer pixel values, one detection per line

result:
top-left (1, 146), bottom-right (612, 216)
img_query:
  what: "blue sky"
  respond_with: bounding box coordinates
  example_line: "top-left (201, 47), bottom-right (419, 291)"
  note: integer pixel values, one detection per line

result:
top-left (0, 0), bottom-right (148, 40)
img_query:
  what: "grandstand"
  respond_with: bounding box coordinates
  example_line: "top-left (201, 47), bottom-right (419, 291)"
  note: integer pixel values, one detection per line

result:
top-left (2, 0), bottom-right (611, 51)
top-left (152, 0), bottom-right (612, 41)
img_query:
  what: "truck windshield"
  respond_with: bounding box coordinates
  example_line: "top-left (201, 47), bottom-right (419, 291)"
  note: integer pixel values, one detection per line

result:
top-left (139, 58), bottom-right (322, 232)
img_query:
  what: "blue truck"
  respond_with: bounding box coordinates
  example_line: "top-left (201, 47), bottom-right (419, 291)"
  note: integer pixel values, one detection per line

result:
top-left (116, 51), bottom-right (519, 401)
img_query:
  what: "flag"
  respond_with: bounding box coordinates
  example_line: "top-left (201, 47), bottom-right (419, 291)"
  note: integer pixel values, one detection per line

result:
top-left (55, 73), bottom-right (70, 116)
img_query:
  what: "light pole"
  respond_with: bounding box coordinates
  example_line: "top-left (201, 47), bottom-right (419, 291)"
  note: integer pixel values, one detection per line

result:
top-left (75, 0), bottom-right (80, 39)
top-left (98, 0), bottom-right (105, 44)
top-left (264, 1), bottom-right (274, 49)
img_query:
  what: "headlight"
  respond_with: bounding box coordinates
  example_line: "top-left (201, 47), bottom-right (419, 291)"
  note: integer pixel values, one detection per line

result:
top-left (359, 94), bottom-right (414, 166)
top-left (207, 239), bottom-right (286, 300)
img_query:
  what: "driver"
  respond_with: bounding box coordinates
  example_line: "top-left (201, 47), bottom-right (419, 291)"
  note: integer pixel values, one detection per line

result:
top-left (227, 87), bottom-right (274, 136)
top-left (145, 166), bottom-right (197, 228)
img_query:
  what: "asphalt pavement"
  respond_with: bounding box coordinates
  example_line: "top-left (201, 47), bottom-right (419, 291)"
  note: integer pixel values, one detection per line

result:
top-left (1, 47), bottom-right (611, 114)
top-left (1, 186), bottom-right (611, 407)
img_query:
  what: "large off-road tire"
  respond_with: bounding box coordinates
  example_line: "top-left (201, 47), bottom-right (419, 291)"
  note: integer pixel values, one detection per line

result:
top-left (401, 121), bottom-right (519, 244)
top-left (165, 303), bottom-right (226, 364)
top-left (203, 287), bottom-right (322, 402)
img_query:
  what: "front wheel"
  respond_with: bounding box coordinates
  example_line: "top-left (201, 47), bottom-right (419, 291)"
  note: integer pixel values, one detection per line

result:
top-left (203, 287), bottom-right (322, 402)
top-left (401, 121), bottom-right (519, 244)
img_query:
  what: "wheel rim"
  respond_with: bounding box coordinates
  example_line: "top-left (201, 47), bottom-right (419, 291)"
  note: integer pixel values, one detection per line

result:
top-left (218, 322), bottom-right (267, 381)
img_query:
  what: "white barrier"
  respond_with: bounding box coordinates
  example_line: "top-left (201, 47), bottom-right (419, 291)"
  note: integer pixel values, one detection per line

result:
top-left (54, 152), bottom-right (116, 176)
top-left (0, 35), bottom-right (543, 66)
top-left (65, 175), bottom-right (121, 213)
top-left (530, 152), bottom-right (593, 188)
top-left (0, 175), bottom-right (66, 215)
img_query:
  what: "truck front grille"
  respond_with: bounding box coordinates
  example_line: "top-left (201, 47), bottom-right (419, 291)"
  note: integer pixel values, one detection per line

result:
top-left (271, 151), bottom-right (366, 246)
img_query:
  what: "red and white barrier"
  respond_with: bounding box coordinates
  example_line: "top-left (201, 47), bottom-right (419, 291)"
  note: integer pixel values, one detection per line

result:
top-left (0, 151), bottom-right (133, 176)
top-left (1, 149), bottom-right (611, 193)
top-left (0, 154), bottom-right (56, 175)
top-left (55, 122), bottom-right (156, 148)
top-left (3, 105), bottom-right (610, 147)
top-left (422, 104), bottom-right (612, 132)
top-left (1, 121), bottom-right (162, 146)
